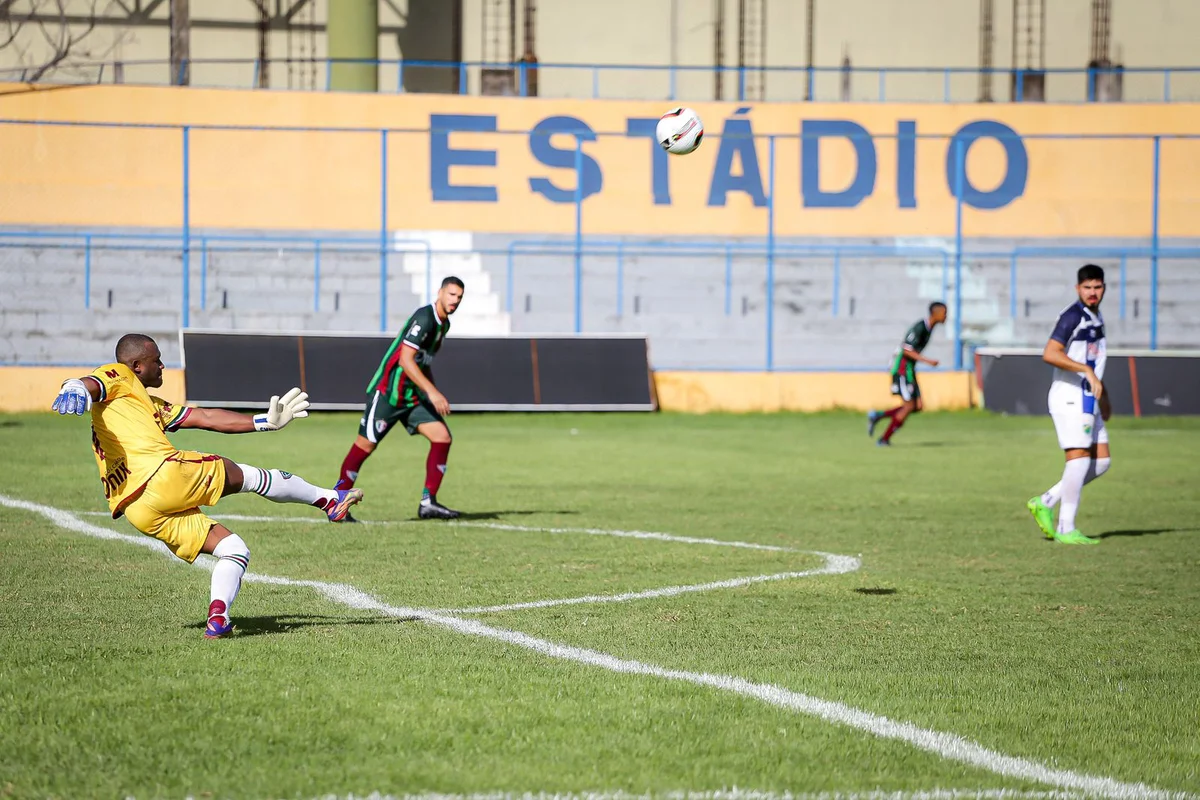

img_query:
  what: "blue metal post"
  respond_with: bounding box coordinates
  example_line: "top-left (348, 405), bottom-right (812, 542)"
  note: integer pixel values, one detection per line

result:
top-left (1150, 135), bottom-right (1161, 350)
top-left (878, 70), bottom-right (886, 101)
top-left (1009, 253), bottom-right (1018, 318)
top-left (738, 67), bottom-right (746, 101)
top-left (573, 140), bottom-right (584, 334)
top-left (397, 61), bottom-right (405, 93)
top-left (592, 67), bottom-right (600, 98)
top-left (1119, 253), bottom-right (1127, 320)
top-left (1164, 69), bottom-right (1171, 102)
top-left (806, 66), bottom-right (814, 102)
top-left (181, 126), bottom-right (190, 329)
top-left (380, 130), bottom-right (389, 332)
top-left (831, 253), bottom-right (840, 317)
top-left (1015, 69), bottom-right (1024, 102)
top-left (953, 138), bottom-right (964, 369)
top-left (325, 60), bottom-right (332, 91)
top-left (1087, 68), bottom-right (1096, 101)
top-left (519, 62), bottom-right (528, 96)
top-left (766, 136), bottom-right (776, 371)
top-left (84, 234), bottom-right (92, 309)
top-left (943, 68), bottom-right (951, 102)
top-left (724, 247), bottom-right (733, 316)
top-left (200, 238), bottom-right (208, 310)
top-left (458, 66), bottom-right (468, 95)
top-left (313, 241), bottom-right (322, 312)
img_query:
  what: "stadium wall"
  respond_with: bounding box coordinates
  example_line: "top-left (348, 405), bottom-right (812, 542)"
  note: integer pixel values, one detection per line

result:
top-left (1, 85), bottom-right (1199, 238)
top-left (0, 366), bottom-right (971, 414)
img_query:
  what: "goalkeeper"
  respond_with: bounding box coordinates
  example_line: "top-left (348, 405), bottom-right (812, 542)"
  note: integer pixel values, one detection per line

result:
top-left (51, 333), bottom-right (363, 639)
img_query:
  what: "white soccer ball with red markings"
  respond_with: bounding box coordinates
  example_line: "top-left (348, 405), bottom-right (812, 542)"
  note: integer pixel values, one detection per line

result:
top-left (656, 107), bottom-right (704, 155)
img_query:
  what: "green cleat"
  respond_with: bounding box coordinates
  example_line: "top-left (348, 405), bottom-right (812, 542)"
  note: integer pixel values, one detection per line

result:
top-left (1053, 529), bottom-right (1100, 545)
top-left (1026, 496), bottom-right (1056, 540)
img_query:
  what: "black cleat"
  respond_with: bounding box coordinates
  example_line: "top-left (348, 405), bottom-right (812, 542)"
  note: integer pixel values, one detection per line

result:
top-left (418, 499), bottom-right (460, 520)
top-left (337, 511), bottom-right (361, 524)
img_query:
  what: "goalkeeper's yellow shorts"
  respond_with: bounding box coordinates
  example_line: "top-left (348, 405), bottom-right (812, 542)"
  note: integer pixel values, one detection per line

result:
top-left (122, 451), bottom-right (227, 564)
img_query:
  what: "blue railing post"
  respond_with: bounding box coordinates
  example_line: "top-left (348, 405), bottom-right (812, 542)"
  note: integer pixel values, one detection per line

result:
top-left (573, 139), bottom-right (584, 334)
top-left (724, 246), bottom-right (733, 316)
top-left (325, 59), bottom-right (332, 91)
top-left (1009, 253), bottom-right (1018, 318)
top-left (1087, 67), bottom-right (1096, 101)
top-left (831, 252), bottom-right (840, 317)
top-left (84, 234), bottom-right (92, 309)
top-left (592, 67), bottom-right (600, 98)
top-left (737, 67), bottom-right (746, 101)
top-left (806, 66), bottom-right (814, 102)
top-left (1150, 135), bottom-right (1161, 350)
top-left (1164, 69), bottom-right (1171, 102)
top-left (1015, 69), bottom-right (1024, 102)
top-left (458, 66), bottom-right (468, 95)
top-left (252, 59), bottom-right (260, 88)
top-left (766, 135), bottom-right (776, 371)
top-left (1119, 253), bottom-right (1127, 321)
top-left (518, 61), bottom-right (528, 97)
top-left (181, 125), bottom-right (191, 329)
top-left (953, 137), bottom-right (964, 369)
top-left (379, 129), bottom-right (389, 332)
top-left (878, 70), bottom-right (886, 101)
top-left (943, 68), bottom-right (951, 102)
top-left (313, 241), bottom-right (322, 312)
top-left (397, 61), bottom-right (405, 93)
top-left (200, 238), bottom-right (208, 310)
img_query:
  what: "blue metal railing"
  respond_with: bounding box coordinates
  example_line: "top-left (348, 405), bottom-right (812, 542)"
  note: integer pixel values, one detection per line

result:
top-left (0, 117), bottom-right (1195, 370)
top-left (3, 58), bottom-right (1200, 102)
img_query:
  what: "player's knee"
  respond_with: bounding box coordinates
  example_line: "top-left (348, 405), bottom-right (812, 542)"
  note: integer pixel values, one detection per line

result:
top-left (212, 532), bottom-right (250, 561)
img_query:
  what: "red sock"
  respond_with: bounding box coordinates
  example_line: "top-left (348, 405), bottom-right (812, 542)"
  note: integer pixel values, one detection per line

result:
top-left (424, 441), bottom-right (451, 499)
top-left (207, 599), bottom-right (227, 621)
top-left (881, 416), bottom-right (906, 442)
top-left (337, 443), bottom-right (370, 490)
top-left (881, 407), bottom-right (902, 419)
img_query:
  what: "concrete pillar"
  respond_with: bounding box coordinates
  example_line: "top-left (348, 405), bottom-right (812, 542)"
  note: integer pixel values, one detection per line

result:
top-left (328, 0), bottom-right (379, 92)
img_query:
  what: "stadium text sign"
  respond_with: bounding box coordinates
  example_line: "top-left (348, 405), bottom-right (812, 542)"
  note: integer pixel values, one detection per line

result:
top-left (0, 86), bottom-right (1196, 238)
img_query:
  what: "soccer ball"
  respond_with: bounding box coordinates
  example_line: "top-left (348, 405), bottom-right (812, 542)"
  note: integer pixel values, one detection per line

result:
top-left (656, 107), bottom-right (704, 155)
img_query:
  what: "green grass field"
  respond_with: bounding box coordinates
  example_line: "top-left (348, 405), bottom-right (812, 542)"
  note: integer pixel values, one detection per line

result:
top-left (1, 410), bottom-right (1198, 799)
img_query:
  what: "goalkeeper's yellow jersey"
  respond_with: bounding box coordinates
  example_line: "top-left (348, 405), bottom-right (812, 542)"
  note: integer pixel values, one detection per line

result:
top-left (88, 363), bottom-right (192, 517)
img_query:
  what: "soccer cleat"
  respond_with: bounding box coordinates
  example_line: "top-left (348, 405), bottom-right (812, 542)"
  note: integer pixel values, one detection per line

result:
top-left (326, 488), bottom-right (364, 523)
top-left (1026, 496), bottom-right (1056, 540)
top-left (1053, 529), bottom-right (1100, 545)
top-left (876, 438), bottom-right (891, 447)
top-left (867, 410), bottom-right (882, 437)
top-left (418, 498), bottom-right (460, 520)
top-left (338, 511), bottom-right (361, 524)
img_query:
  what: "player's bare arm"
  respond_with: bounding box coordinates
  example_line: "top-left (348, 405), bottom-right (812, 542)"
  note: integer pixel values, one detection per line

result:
top-left (400, 344), bottom-right (450, 416)
top-left (1042, 339), bottom-right (1103, 401)
top-left (179, 389), bottom-right (310, 434)
top-left (904, 346), bottom-right (939, 367)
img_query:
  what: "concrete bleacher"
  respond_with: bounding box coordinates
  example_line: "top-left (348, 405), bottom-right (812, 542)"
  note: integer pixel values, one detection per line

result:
top-left (3, 229), bottom-right (1199, 368)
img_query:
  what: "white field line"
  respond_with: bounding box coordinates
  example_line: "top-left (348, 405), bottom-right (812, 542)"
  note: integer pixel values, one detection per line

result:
top-left (306, 791), bottom-right (1087, 800)
top-left (5, 495), bottom-right (1189, 800)
top-left (77, 511), bottom-right (804, 553)
top-left (76, 510), bottom-right (860, 615)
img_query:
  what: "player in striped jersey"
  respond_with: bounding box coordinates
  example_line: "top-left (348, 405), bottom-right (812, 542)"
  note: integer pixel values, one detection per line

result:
top-left (335, 277), bottom-right (464, 520)
top-left (1026, 264), bottom-right (1110, 545)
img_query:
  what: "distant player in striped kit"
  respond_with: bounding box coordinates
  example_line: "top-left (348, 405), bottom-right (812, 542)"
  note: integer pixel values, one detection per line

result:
top-left (335, 277), bottom-right (464, 520)
top-left (1027, 264), bottom-right (1111, 545)
top-left (867, 302), bottom-right (947, 446)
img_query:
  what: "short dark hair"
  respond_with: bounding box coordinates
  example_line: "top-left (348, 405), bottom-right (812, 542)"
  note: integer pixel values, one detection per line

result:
top-left (115, 333), bottom-right (157, 364)
top-left (441, 276), bottom-right (464, 290)
top-left (1077, 264), bottom-right (1105, 284)
top-left (929, 301), bottom-right (948, 314)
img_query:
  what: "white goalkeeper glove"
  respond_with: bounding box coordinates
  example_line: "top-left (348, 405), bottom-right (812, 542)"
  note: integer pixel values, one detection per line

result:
top-left (51, 378), bottom-right (93, 416)
top-left (253, 387), bottom-right (310, 432)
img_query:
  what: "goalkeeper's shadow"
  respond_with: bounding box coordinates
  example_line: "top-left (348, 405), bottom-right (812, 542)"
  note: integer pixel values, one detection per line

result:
top-left (185, 613), bottom-right (419, 637)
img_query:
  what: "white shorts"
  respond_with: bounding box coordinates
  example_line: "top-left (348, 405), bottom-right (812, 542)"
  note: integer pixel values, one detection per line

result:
top-left (1048, 384), bottom-right (1109, 450)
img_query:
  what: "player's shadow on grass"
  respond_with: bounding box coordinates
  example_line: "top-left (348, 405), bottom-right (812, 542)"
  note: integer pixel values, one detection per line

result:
top-left (854, 587), bottom-right (898, 596)
top-left (1095, 527), bottom-right (1200, 539)
top-left (423, 510), bottom-right (580, 521)
top-left (186, 613), bottom-right (418, 637)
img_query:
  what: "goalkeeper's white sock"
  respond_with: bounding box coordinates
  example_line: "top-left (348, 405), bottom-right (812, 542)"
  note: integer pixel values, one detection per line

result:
top-left (209, 534), bottom-right (249, 620)
top-left (1041, 456), bottom-right (1110, 508)
top-left (237, 464), bottom-right (336, 509)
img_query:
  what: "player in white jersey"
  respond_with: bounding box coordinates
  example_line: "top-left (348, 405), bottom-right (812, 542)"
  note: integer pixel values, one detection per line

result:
top-left (1026, 264), bottom-right (1111, 545)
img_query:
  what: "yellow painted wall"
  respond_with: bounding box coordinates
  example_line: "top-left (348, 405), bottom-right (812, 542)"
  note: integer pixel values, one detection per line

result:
top-left (0, 367), bottom-right (186, 413)
top-left (0, 85), bottom-right (1197, 238)
top-left (653, 371), bottom-right (975, 414)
